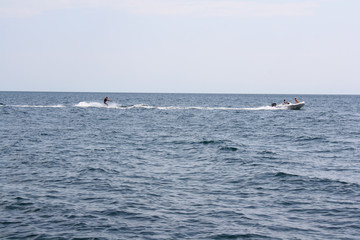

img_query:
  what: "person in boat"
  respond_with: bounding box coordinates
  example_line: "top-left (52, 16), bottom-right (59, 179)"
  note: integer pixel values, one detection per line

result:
top-left (104, 97), bottom-right (111, 105)
top-left (283, 99), bottom-right (290, 105)
top-left (294, 97), bottom-right (300, 103)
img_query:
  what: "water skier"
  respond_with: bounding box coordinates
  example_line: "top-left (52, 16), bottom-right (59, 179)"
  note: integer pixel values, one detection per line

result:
top-left (104, 97), bottom-right (111, 106)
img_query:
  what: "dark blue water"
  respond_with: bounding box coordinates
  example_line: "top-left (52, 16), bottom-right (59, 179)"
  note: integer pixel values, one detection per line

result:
top-left (1, 92), bottom-right (360, 239)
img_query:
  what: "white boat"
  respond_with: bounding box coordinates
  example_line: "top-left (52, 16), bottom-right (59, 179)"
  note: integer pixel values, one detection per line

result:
top-left (286, 102), bottom-right (305, 110)
top-left (271, 102), bottom-right (305, 110)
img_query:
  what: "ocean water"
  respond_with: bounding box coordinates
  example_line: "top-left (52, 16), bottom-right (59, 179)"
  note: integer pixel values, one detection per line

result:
top-left (1, 92), bottom-right (359, 240)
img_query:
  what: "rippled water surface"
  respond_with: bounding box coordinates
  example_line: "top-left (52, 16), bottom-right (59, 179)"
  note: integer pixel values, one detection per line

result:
top-left (1, 92), bottom-right (360, 239)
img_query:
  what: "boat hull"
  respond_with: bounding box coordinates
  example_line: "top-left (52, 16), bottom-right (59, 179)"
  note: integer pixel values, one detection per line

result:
top-left (287, 102), bottom-right (305, 110)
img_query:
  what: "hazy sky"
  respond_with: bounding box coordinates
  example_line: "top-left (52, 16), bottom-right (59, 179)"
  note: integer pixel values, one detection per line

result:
top-left (1, 0), bottom-right (359, 94)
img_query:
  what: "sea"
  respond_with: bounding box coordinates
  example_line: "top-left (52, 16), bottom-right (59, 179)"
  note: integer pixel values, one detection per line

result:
top-left (1, 91), bottom-right (359, 240)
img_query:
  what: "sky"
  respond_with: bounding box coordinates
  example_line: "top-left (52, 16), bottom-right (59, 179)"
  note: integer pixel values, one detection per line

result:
top-left (0, 0), bottom-right (359, 94)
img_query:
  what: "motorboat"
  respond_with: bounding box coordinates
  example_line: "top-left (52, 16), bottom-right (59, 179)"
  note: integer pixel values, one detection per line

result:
top-left (286, 102), bottom-right (305, 110)
top-left (271, 102), bottom-right (305, 110)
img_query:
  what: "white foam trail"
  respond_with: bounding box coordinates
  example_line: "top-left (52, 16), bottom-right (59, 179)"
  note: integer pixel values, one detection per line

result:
top-left (156, 106), bottom-right (282, 111)
top-left (128, 104), bottom-right (155, 109)
top-left (74, 101), bottom-right (138, 109)
top-left (130, 105), bottom-right (280, 111)
top-left (74, 101), bottom-right (107, 108)
top-left (242, 105), bottom-right (286, 111)
top-left (74, 102), bottom-right (154, 109)
top-left (156, 106), bottom-right (244, 110)
top-left (73, 102), bottom-right (285, 111)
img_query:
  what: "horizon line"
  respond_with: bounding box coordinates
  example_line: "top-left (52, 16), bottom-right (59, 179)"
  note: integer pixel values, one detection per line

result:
top-left (0, 90), bottom-right (359, 96)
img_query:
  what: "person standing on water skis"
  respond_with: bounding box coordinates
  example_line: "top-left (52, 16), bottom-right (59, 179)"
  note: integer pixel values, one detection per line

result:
top-left (104, 97), bottom-right (111, 106)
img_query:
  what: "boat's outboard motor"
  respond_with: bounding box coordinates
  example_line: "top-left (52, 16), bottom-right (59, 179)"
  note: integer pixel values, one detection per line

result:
top-left (271, 103), bottom-right (277, 107)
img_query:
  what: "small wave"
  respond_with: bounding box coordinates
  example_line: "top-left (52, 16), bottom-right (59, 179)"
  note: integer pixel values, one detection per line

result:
top-left (274, 171), bottom-right (360, 186)
top-left (295, 136), bottom-right (328, 143)
top-left (12, 104), bottom-right (65, 108)
top-left (258, 150), bottom-right (277, 155)
top-left (219, 146), bottom-right (238, 151)
top-left (212, 233), bottom-right (271, 239)
top-left (275, 171), bottom-right (300, 178)
top-left (199, 140), bottom-right (231, 145)
top-left (200, 140), bottom-right (218, 145)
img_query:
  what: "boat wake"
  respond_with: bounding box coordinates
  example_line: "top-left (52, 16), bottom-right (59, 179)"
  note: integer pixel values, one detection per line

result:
top-left (242, 106), bottom-right (286, 111)
top-left (74, 102), bottom-right (153, 109)
top-left (74, 102), bottom-right (110, 108)
top-left (2, 102), bottom-right (294, 111)
top-left (73, 102), bottom-right (288, 111)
